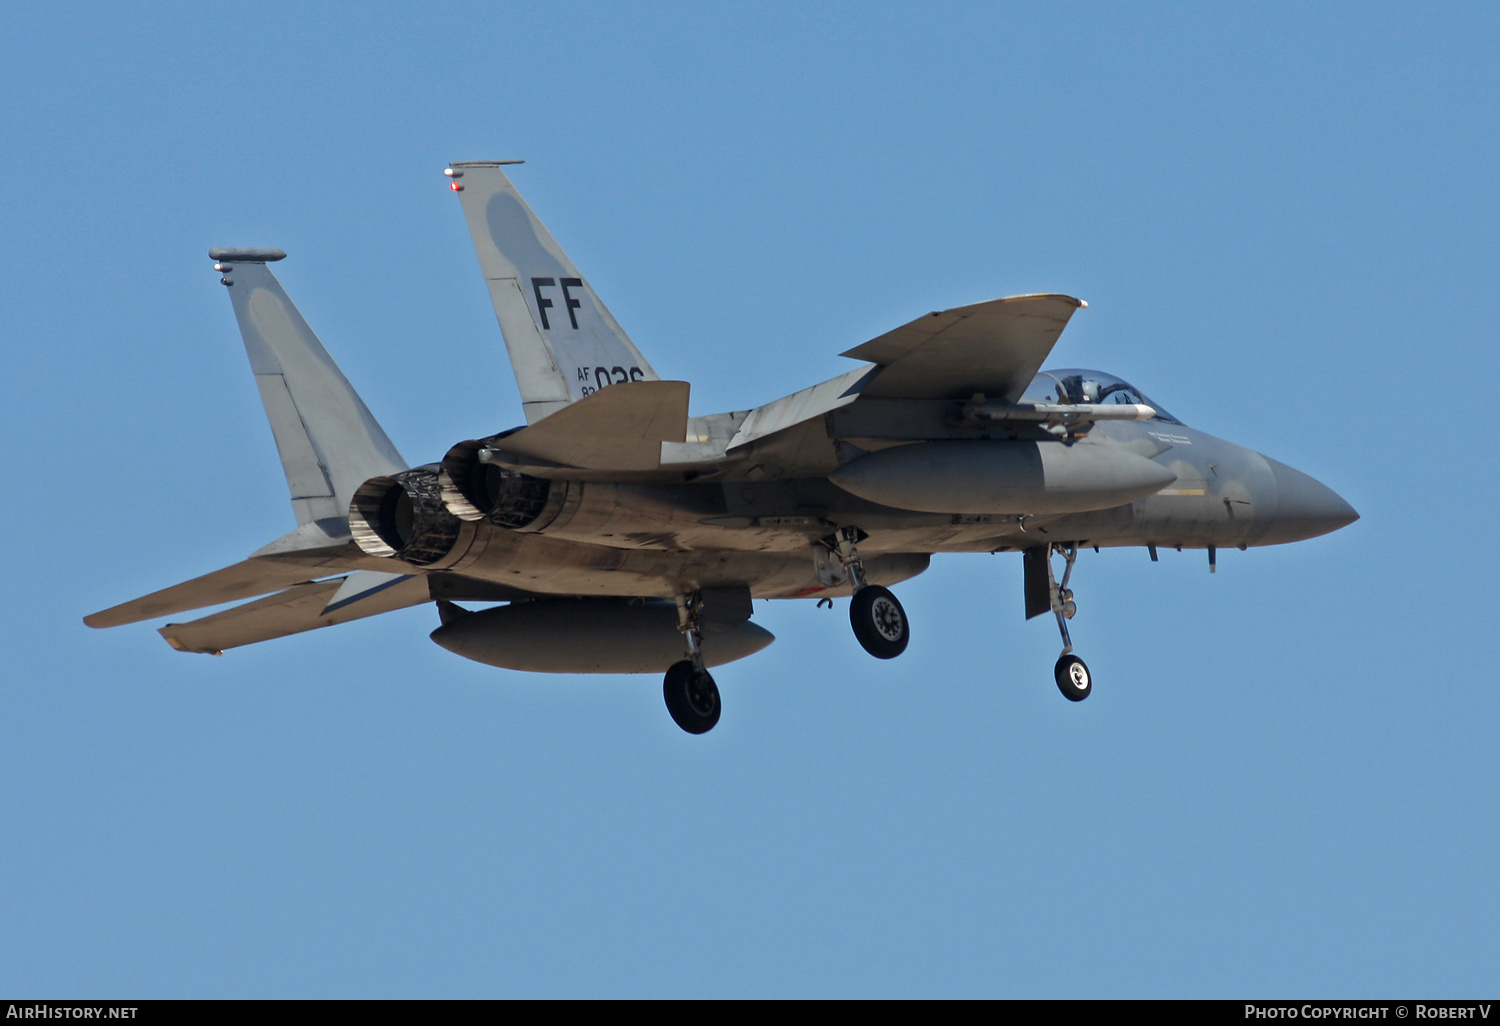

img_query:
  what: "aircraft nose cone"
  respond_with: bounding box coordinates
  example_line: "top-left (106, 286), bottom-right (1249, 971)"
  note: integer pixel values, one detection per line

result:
top-left (1257, 456), bottom-right (1359, 545)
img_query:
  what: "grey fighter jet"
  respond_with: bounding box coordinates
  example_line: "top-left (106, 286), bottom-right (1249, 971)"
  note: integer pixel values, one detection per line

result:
top-left (86, 161), bottom-right (1358, 733)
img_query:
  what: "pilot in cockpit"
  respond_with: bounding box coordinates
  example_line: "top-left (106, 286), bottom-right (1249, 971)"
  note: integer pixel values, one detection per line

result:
top-left (1055, 374), bottom-right (1100, 405)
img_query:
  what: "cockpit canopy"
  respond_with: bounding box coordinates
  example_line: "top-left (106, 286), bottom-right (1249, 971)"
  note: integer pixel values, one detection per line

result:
top-left (1021, 369), bottom-right (1181, 425)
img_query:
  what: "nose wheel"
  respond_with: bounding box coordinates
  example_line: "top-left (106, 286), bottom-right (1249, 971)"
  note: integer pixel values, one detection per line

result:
top-left (1055, 653), bottom-right (1092, 701)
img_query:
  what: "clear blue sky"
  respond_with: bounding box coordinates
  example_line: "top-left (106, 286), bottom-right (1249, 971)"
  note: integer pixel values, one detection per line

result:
top-left (2, 1), bottom-right (1496, 998)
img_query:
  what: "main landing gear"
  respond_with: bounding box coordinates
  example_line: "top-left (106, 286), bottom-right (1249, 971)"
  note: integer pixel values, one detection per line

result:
top-left (1044, 543), bottom-right (1092, 701)
top-left (832, 526), bottom-right (909, 659)
top-left (664, 591), bottom-right (721, 734)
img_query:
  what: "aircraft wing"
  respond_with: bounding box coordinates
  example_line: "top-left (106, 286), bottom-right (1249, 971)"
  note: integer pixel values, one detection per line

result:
top-left (842, 294), bottom-right (1085, 402)
top-left (159, 572), bottom-right (432, 654)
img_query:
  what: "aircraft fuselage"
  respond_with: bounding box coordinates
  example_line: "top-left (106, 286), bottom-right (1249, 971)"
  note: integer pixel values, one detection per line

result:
top-left (395, 386), bottom-right (1354, 601)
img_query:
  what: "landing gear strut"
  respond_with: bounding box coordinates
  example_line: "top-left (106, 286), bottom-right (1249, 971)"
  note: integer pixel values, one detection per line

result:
top-left (832, 526), bottom-right (909, 659)
top-left (663, 591), bottom-right (720, 733)
top-left (1045, 543), bottom-right (1092, 701)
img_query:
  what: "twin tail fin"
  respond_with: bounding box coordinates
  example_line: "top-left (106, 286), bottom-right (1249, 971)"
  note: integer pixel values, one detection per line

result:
top-left (211, 248), bottom-right (407, 526)
top-left (447, 162), bottom-right (661, 424)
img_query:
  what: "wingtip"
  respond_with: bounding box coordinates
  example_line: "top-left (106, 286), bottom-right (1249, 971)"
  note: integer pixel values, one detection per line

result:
top-left (160, 628), bottom-right (222, 656)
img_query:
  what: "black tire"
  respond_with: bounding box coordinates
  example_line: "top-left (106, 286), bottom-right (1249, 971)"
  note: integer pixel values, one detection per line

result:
top-left (849, 585), bottom-right (909, 659)
top-left (1054, 654), bottom-right (1092, 701)
top-left (663, 659), bottom-right (721, 734)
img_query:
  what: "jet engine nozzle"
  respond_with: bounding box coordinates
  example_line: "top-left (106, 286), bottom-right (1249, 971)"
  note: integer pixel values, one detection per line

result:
top-left (438, 438), bottom-right (564, 531)
top-left (828, 440), bottom-right (1177, 515)
top-left (348, 465), bottom-right (463, 565)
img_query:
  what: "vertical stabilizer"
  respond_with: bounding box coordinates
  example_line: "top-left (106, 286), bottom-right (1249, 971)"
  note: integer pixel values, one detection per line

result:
top-left (210, 249), bottom-right (407, 526)
top-left (447, 161), bottom-right (661, 424)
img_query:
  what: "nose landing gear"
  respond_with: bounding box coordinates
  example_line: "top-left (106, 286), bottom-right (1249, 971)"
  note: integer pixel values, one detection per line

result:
top-left (1041, 543), bottom-right (1092, 701)
top-left (664, 591), bottom-right (720, 734)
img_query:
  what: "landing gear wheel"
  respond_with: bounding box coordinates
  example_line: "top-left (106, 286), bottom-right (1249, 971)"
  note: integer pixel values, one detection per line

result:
top-left (1054, 654), bottom-right (1092, 702)
top-left (850, 585), bottom-right (909, 659)
top-left (663, 659), bottom-right (721, 734)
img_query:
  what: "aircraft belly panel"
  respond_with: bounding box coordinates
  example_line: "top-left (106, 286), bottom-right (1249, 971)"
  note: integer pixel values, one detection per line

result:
top-left (414, 525), bottom-right (929, 600)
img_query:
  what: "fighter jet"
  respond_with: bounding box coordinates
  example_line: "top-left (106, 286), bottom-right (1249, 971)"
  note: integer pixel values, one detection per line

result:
top-left (85, 161), bottom-right (1359, 734)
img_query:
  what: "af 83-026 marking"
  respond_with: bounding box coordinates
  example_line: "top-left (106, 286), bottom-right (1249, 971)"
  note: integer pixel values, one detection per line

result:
top-left (577, 363), bottom-right (645, 395)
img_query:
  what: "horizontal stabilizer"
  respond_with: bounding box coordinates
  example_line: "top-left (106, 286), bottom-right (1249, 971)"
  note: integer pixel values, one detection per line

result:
top-left (85, 559), bottom-right (328, 628)
top-left (160, 573), bottom-right (433, 654)
top-left (490, 379), bottom-right (689, 471)
top-left (843, 294), bottom-right (1084, 402)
